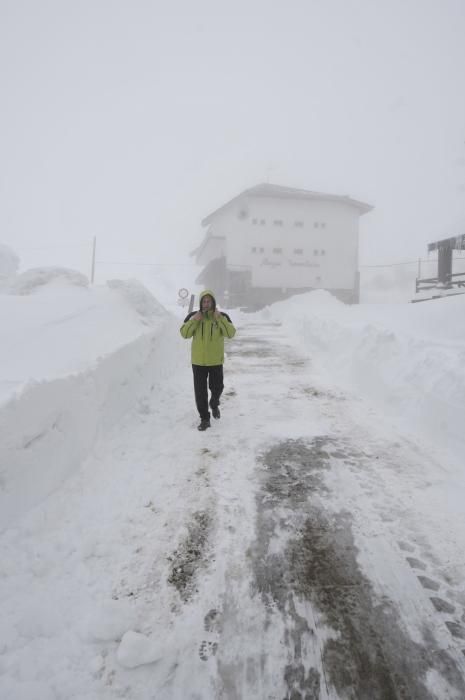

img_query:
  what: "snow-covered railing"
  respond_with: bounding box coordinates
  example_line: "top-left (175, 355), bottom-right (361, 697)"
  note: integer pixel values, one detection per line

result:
top-left (415, 271), bottom-right (465, 294)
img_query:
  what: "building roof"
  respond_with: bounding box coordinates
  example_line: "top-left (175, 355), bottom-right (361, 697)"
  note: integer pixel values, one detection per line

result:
top-left (428, 234), bottom-right (465, 252)
top-left (201, 183), bottom-right (373, 226)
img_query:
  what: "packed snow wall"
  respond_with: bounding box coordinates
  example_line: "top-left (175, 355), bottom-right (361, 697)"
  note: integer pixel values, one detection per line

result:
top-left (0, 321), bottom-right (187, 530)
top-left (0, 322), bottom-right (182, 530)
top-left (0, 277), bottom-right (187, 531)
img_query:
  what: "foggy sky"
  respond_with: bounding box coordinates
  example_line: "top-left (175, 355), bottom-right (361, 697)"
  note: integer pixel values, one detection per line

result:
top-left (1, 0), bottom-right (464, 278)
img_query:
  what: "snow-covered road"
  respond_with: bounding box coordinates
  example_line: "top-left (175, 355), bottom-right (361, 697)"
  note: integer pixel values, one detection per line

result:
top-left (2, 318), bottom-right (465, 699)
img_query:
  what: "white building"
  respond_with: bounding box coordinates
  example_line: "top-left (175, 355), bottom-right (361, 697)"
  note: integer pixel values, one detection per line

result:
top-left (193, 183), bottom-right (373, 308)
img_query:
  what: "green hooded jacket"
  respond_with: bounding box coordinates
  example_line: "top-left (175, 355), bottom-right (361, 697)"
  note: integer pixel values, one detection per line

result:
top-left (180, 289), bottom-right (236, 366)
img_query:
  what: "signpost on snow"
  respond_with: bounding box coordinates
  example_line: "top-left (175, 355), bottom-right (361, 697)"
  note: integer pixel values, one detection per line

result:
top-left (177, 288), bottom-right (196, 313)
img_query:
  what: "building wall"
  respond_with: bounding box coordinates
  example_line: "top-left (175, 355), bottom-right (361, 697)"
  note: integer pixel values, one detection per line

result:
top-left (199, 195), bottom-right (360, 292)
top-left (196, 235), bottom-right (227, 267)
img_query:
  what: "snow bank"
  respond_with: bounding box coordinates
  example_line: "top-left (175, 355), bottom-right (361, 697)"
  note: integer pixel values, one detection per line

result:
top-left (0, 281), bottom-right (169, 404)
top-left (106, 277), bottom-right (169, 324)
top-left (0, 280), bottom-right (179, 530)
top-left (266, 290), bottom-right (465, 453)
top-left (9, 266), bottom-right (89, 295)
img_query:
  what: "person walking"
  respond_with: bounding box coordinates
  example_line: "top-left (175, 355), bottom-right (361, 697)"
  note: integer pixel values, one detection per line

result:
top-left (180, 289), bottom-right (236, 430)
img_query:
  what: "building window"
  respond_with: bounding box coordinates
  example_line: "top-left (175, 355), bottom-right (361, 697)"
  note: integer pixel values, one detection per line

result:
top-left (260, 219), bottom-right (266, 225)
top-left (252, 218), bottom-right (258, 225)
top-left (294, 221), bottom-right (304, 228)
top-left (320, 249), bottom-right (326, 255)
top-left (273, 219), bottom-right (283, 226)
top-left (313, 249), bottom-right (319, 256)
top-left (316, 276), bottom-right (322, 282)
top-left (314, 222), bottom-right (319, 228)
top-left (272, 247), bottom-right (283, 254)
top-left (251, 247), bottom-right (257, 253)
top-left (321, 222), bottom-right (326, 228)
top-left (294, 248), bottom-right (304, 255)
top-left (259, 247), bottom-right (264, 253)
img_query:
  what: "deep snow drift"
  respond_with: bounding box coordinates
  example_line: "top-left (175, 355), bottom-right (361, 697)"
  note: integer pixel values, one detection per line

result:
top-left (0, 277), bottom-right (172, 529)
top-left (263, 290), bottom-right (465, 459)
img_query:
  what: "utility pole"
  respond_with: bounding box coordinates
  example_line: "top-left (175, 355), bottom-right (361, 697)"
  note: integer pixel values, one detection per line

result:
top-left (91, 236), bottom-right (96, 284)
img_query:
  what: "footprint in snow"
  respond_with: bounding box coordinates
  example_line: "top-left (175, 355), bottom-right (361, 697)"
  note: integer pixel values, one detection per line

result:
top-left (199, 640), bottom-right (218, 661)
top-left (204, 608), bottom-right (223, 634)
top-left (406, 557), bottom-right (427, 571)
top-left (417, 575), bottom-right (440, 592)
top-left (198, 608), bottom-right (223, 662)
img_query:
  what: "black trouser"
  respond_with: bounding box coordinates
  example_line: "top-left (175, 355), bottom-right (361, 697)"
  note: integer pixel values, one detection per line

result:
top-left (192, 364), bottom-right (224, 420)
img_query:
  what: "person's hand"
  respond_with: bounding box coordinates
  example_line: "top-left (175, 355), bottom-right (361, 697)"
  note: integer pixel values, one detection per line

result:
top-left (193, 312), bottom-right (203, 320)
top-left (213, 309), bottom-right (221, 319)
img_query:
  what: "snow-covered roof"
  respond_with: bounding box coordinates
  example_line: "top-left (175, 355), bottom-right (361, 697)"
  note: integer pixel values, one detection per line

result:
top-left (201, 183), bottom-right (373, 226)
top-left (428, 233), bottom-right (465, 252)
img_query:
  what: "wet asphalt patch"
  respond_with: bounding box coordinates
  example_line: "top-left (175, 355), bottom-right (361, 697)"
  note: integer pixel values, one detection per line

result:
top-left (249, 438), bottom-right (465, 699)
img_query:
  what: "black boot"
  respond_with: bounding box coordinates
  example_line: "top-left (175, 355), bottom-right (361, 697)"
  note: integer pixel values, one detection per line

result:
top-left (211, 406), bottom-right (221, 419)
top-left (198, 418), bottom-right (211, 431)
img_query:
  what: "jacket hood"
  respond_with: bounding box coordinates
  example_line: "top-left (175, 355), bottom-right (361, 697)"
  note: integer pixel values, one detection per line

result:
top-left (199, 289), bottom-right (216, 311)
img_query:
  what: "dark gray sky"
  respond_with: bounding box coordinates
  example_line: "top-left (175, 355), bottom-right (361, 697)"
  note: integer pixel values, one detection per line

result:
top-left (1, 0), bottom-right (464, 277)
